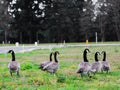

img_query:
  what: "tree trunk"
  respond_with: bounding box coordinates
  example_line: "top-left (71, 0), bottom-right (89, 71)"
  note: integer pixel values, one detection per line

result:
top-left (99, 16), bottom-right (105, 42)
top-left (28, 32), bottom-right (32, 43)
top-left (115, 21), bottom-right (120, 41)
top-left (114, 0), bottom-right (120, 41)
top-left (20, 32), bottom-right (22, 44)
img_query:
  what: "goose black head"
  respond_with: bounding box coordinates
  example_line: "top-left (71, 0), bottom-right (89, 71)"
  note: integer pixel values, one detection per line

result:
top-left (54, 51), bottom-right (60, 55)
top-left (95, 51), bottom-right (100, 62)
top-left (101, 51), bottom-right (106, 61)
top-left (54, 51), bottom-right (60, 63)
top-left (84, 48), bottom-right (90, 54)
top-left (50, 52), bottom-right (54, 61)
top-left (8, 50), bottom-right (15, 61)
top-left (101, 51), bottom-right (106, 54)
top-left (8, 50), bottom-right (14, 54)
top-left (83, 48), bottom-right (90, 62)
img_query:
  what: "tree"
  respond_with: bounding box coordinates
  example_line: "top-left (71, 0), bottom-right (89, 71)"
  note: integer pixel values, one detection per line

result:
top-left (94, 0), bottom-right (109, 42)
top-left (80, 0), bottom-right (95, 42)
top-left (9, 0), bottom-right (45, 43)
top-left (95, 0), bottom-right (120, 41)
top-left (107, 0), bottom-right (120, 41)
top-left (8, 0), bottom-right (120, 43)
top-left (0, 0), bottom-right (11, 43)
top-left (43, 0), bottom-right (85, 42)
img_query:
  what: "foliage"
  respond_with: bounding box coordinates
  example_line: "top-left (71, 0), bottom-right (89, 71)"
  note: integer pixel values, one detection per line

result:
top-left (0, 0), bottom-right (12, 43)
top-left (1, 0), bottom-right (120, 43)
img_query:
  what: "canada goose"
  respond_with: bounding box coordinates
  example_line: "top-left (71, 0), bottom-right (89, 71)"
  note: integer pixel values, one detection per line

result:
top-left (91, 52), bottom-right (102, 74)
top-left (8, 50), bottom-right (20, 76)
top-left (39, 52), bottom-right (53, 70)
top-left (77, 48), bottom-right (91, 77)
top-left (101, 51), bottom-right (110, 73)
top-left (43, 51), bottom-right (59, 73)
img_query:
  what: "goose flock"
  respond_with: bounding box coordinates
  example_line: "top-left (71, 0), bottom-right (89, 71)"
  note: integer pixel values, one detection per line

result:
top-left (77, 49), bottom-right (110, 77)
top-left (7, 49), bottom-right (110, 78)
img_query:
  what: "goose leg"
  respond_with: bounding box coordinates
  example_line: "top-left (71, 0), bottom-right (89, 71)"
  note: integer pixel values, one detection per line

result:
top-left (93, 72), bottom-right (96, 75)
top-left (101, 69), bottom-right (103, 73)
top-left (81, 73), bottom-right (83, 78)
top-left (10, 71), bottom-right (12, 76)
top-left (17, 71), bottom-right (20, 76)
top-left (106, 70), bottom-right (109, 73)
top-left (88, 72), bottom-right (92, 78)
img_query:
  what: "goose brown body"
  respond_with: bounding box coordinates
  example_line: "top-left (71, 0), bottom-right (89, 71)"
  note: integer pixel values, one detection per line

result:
top-left (101, 51), bottom-right (110, 73)
top-left (91, 52), bottom-right (102, 73)
top-left (43, 51), bottom-right (59, 73)
top-left (39, 52), bottom-right (53, 70)
top-left (77, 49), bottom-right (91, 77)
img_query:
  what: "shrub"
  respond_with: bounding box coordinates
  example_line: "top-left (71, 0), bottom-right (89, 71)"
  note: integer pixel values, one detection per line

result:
top-left (21, 62), bottom-right (33, 70)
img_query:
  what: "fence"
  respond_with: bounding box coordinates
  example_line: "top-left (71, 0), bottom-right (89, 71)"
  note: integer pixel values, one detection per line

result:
top-left (0, 43), bottom-right (120, 54)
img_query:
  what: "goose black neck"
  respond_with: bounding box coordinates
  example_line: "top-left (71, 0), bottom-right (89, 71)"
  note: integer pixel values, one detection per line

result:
top-left (50, 53), bottom-right (52, 61)
top-left (54, 53), bottom-right (58, 63)
top-left (103, 52), bottom-right (106, 61)
top-left (11, 52), bottom-right (15, 61)
top-left (95, 53), bottom-right (99, 62)
top-left (83, 51), bottom-right (88, 62)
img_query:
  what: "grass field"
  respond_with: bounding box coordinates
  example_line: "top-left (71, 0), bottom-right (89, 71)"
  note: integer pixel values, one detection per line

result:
top-left (0, 44), bottom-right (120, 90)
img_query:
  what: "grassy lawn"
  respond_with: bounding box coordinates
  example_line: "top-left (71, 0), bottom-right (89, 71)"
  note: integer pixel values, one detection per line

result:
top-left (0, 44), bottom-right (120, 90)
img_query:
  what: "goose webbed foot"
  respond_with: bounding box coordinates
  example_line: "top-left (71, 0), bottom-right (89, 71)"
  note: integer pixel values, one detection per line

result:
top-left (89, 75), bottom-right (92, 78)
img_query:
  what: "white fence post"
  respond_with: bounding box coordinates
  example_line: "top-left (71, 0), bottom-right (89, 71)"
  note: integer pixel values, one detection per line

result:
top-left (35, 42), bottom-right (38, 46)
top-left (16, 42), bottom-right (19, 47)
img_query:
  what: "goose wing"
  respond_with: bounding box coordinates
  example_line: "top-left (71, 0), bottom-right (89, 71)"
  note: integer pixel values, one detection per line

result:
top-left (43, 62), bottom-right (58, 73)
top-left (39, 61), bottom-right (51, 69)
top-left (102, 61), bottom-right (110, 69)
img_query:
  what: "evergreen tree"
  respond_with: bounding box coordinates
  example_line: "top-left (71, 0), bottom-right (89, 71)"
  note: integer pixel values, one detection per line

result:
top-left (0, 0), bottom-right (11, 43)
top-left (9, 0), bottom-right (44, 43)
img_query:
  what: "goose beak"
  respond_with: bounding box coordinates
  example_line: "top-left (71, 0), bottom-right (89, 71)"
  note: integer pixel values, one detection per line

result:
top-left (7, 51), bottom-right (10, 53)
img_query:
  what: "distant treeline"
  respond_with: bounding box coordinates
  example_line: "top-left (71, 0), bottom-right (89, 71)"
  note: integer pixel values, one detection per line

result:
top-left (0, 0), bottom-right (120, 43)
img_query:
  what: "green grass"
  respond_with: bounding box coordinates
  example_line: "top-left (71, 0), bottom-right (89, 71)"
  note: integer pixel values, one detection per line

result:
top-left (0, 44), bottom-right (120, 90)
